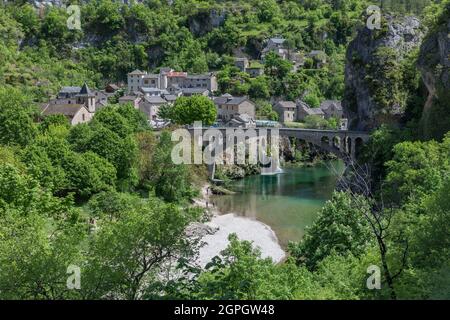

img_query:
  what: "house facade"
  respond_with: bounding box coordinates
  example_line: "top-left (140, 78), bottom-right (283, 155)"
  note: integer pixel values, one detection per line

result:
top-left (127, 68), bottom-right (217, 94)
top-left (214, 94), bottom-right (256, 121)
top-left (40, 104), bottom-right (92, 125)
top-left (41, 83), bottom-right (100, 125)
top-left (139, 96), bottom-right (167, 121)
top-left (320, 100), bottom-right (343, 119)
top-left (274, 101), bottom-right (296, 123)
top-left (296, 102), bottom-right (325, 121)
top-left (119, 95), bottom-right (142, 109)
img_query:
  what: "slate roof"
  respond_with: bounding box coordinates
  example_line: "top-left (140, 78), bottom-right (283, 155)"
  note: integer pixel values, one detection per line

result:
top-left (276, 101), bottom-right (296, 109)
top-left (308, 108), bottom-right (325, 115)
top-left (181, 88), bottom-right (209, 94)
top-left (119, 95), bottom-right (140, 102)
top-left (143, 96), bottom-right (166, 104)
top-left (226, 97), bottom-right (248, 105)
top-left (41, 104), bottom-right (87, 118)
top-left (94, 90), bottom-right (108, 100)
top-left (213, 96), bottom-right (229, 105)
top-left (213, 95), bottom-right (251, 106)
top-left (77, 83), bottom-right (94, 96)
top-left (59, 86), bottom-right (81, 94)
top-left (129, 69), bottom-right (146, 75)
top-left (163, 94), bottom-right (177, 102)
top-left (320, 100), bottom-right (342, 111)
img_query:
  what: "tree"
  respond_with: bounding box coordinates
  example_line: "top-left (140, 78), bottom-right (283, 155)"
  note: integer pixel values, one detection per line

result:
top-left (148, 131), bottom-right (195, 202)
top-left (91, 106), bottom-right (133, 138)
top-left (303, 93), bottom-right (320, 108)
top-left (249, 76), bottom-right (270, 100)
top-left (136, 131), bottom-right (158, 189)
top-left (257, 0), bottom-right (281, 22)
top-left (194, 234), bottom-right (294, 299)
top-left (264, 51), bottom-right (292, 80)
top-left (39, 114), bottom-right (70, 133)
top-left (61, 151), bottom-right (117, 199)
top-left (70, 124), bottom-right (138, 190)
top-left (117, 103), bottom-right (149, 132)
top-left (384, 139), bottom-right (447, 206)
top-left (288, 191), bottom-right (372, 270)
top-left (81, 197), bottom-right (199, 299)
top-left (166, 95), bottom-right (217, 126)
top-left (88, 190), bottom-right (141, 221)
top-left (21, 143), bottom-right (68, 194)
top-left (264, 52), bottom-right (293, 96)
top-left (255, 101), bottom-right (278, 121)
top-left (0, 210), bottom-right (85, 299)
top-left (303, 115), bottom-right (328, 129)
top-left (0, 87), bottom-right (37, 146)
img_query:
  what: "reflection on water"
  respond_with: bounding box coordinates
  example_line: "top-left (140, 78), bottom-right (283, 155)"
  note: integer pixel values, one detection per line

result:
top-left (211, 161), bottom-right (344, 247)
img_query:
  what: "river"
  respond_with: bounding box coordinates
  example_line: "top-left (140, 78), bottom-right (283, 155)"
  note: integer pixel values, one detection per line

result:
top-left (211, 161), bottom-right (344, 247)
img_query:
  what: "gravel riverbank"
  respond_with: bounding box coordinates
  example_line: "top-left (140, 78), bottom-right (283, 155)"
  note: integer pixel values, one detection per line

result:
top-left (192, 185), bottom-right (286, 268)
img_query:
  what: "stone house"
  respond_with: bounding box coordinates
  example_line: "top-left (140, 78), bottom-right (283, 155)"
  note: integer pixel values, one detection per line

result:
top-left (43, 83), bottom-right (98, 124)
top-left (139, 96), bottom-right (167, 121)
top-left (261, 37), bottom-right (287, 59)
top-left (320, 100), bottom-right (343, 119)
top-left (234, 57), bottom-right (249, 72)
top-left (274, 101), bottom-right (297, 123)
top-left (234, 57), bottom-right (264, 77)
top-left (119, 95), bottom-right (142, 109)
top-left (127, 69), bottom-right (147, 93)
top-left (55, 83), bottom-right (96, 112)
top-left (308, 50), bottom-right (327, 68)
top-left (213, 94), bottom-right (256, 121)
top-left (127, 68), bottom-right (218, 94)
top-left (226, 113), bottom-right (256, 128)
top-left (296, 101), bottom-right (325, 121)
top-left (40, 104), bottom-right (92, 125)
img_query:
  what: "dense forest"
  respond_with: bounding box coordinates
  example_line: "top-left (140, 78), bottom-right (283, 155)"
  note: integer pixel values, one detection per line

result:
top-left (0, 0), bottom-right (449, 299)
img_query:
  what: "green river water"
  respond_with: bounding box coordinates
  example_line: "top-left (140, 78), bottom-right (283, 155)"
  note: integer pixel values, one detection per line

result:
top-left (211, 161), bottom-right (345, 247)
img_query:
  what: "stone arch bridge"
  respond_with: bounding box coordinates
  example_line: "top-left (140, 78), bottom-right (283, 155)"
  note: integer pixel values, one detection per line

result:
top-left (187, 127), bottom-right (370, 162)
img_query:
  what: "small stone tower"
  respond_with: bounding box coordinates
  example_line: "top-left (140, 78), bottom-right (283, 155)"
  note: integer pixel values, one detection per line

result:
top-left (76, 83), bottom-right (96, 113)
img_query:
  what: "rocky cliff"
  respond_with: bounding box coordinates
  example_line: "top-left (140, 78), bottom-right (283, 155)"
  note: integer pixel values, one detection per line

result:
top-left (417, 13), bottom-right (450, 140)
top-left (343, 15), bottom-right (424, 131)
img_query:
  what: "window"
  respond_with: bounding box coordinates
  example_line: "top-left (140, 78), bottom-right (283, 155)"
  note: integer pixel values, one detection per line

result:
top-left (82, 114), bottom-right (85, 121)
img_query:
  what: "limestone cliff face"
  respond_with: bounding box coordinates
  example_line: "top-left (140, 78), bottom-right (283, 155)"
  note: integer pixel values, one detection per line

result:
top-left (188, 9), bottom-right (226, 36)
top-left (343, 16), bottom-right (423, 131)
top-left (417, 18), bottom-right (450, 139)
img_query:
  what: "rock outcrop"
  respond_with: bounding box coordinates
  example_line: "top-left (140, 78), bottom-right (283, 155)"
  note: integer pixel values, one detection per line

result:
top-left (417, 16), bottom-right (450, 139)
top-left (343, 15), bottom-right (423, 131)
top-left (188, 9), bottom-right (226, 37)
